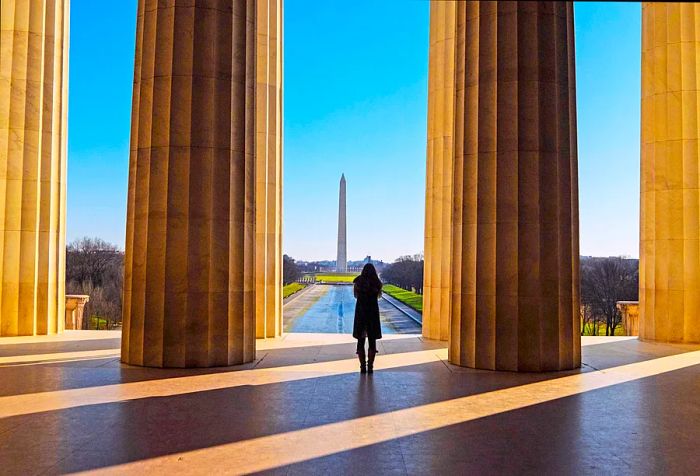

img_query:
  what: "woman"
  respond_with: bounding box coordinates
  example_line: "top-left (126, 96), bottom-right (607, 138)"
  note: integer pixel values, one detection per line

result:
top-left (352, 263), bottom-right (383, 374)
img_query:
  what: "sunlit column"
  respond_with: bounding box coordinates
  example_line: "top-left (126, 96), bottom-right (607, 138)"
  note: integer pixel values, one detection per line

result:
top-left (122, 0), bottom-right (256, 367)
top-left (0, 0), bottom-right (69, 336)
top-left (446, 1), bottom-right (580, 371)
top-left (423, 0), bottom-right (456, 342)
top-left (255, 0), bottom-right (283, 338)
top-left (640, 3), bottom-right (700, 343)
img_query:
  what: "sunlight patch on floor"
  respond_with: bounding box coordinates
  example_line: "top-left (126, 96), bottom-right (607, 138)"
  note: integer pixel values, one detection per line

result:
top-left (78, 349), bottom-right (700, 475)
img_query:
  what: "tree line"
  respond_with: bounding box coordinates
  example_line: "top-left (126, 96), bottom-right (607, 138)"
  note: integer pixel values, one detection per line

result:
top-left (66, 237), bottom-right (123, 329)
top-left (580, 256), bottom-right (638, 336)
top-left (65, 237), bottom-right (639, 334)
top-left (380, 254), bottom-right (424, 293)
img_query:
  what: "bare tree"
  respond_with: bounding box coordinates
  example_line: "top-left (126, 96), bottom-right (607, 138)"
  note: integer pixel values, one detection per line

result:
top-left (66, 237), bottom-right (121, 286)
top-left (580, 257), bottom-right (638, 336)
top-left (66, 237), bottom-right (124, 329)
top-left (381, 254), bottom-right (424, 293)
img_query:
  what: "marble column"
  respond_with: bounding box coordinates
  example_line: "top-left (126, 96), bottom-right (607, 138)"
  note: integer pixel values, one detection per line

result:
top-left (442, 1), bottom-right (580, 371)
top-left (0, 0), bottom-right (69, 336)
top-left (255, 0), bottom-right (283, 338)
top-left (640, 3), bottom-right (700, 343)
top-left (122, 0), bottom-right (257, 367)
top-left (422, 0), bottom-right (456, 342)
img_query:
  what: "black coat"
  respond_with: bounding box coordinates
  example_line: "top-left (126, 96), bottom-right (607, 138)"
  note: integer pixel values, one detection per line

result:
top-left (352, 278), bottom-right (382, 340)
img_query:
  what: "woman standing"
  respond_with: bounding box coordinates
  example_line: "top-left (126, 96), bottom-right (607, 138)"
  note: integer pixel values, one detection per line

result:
top-left (352, 263), bottom-right (383, 374)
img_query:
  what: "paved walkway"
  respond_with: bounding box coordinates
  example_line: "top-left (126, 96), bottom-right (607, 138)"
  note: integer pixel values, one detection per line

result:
top-left (2, 333), bottom-right (700, 474)
top-left (381, 293), bottom-right (422, 325)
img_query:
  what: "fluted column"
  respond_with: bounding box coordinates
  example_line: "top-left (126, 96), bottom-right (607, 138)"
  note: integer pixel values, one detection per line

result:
top-left (0, 0), bottom-right (69, 336)
top-left (423, 1), bottom-right (456, 342)
top-left (255, 0), bottom-right (283, 338)
top-left (640, 3), bottom-right (700, 343)
top-left (122, 0), bottom-right (256, 367)
top-left (445, 1), bottom-right (580, 371)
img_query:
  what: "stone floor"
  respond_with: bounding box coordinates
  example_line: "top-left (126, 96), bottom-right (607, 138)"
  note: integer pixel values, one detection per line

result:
top-left (1, 331), bottom-right (700, 475)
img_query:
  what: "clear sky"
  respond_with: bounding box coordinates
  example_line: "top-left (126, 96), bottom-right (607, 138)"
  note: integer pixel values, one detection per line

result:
top-left (67, 1), bottom-right (641, 262)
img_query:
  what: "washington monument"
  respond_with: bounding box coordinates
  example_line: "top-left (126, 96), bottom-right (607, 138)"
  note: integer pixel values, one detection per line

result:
top-left (337, 174), bottom-right (347, 272)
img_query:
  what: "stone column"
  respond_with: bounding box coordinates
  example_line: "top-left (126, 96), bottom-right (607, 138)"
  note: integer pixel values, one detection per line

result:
top-left (65, 294), bottom-right (89, 330)
top-left (255, 0), bottom-right (283, 338)
top-left (616, 301), bottom-right (639, 337)
top-left (0, 0), bottom-right (69, 336)
top-left (122, 0), bottom-right (257, 367)
top-left (640, 3), bottom-right (700, 344)
top-left (422, 1), bottom-right (456, 342)
top-left (446, 1), bottom-right (580, 371)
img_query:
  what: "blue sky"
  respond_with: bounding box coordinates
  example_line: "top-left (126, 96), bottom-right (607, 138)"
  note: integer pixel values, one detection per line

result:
top-left (67, 1), bottom-right (641, 262)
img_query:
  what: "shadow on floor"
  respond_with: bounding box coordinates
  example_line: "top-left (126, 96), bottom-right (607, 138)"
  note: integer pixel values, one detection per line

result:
top-left (2, 338), bottom-right (700, 474)
top-left (0, 337), bottom-right (445, 397)
top-left (264, 364), bottom-right (700, 475)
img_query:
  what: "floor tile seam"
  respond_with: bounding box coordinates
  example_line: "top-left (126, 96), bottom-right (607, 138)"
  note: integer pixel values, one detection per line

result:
top-left (609, 451), bottom-right (633, 471)
top-left (581, 362), bottom-right (603, 372)
top-left (251, 352), bottom-right (270, 369)
top-left (35, 453), bottom-right (72, 476)
top-left (95, 358), bottom-right (121, 368)
top-left (388, 403), bottom-right (411, 475)
top-left (436, 351), bottom-right (454, 373)
top-left (0, 418), bottom-right (24, 438)
top-left (300, 378), bottom-right (319, 428)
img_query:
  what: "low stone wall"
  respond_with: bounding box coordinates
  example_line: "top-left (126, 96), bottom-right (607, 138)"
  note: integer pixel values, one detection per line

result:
top-left (65, 295), bottom-right (90, 330)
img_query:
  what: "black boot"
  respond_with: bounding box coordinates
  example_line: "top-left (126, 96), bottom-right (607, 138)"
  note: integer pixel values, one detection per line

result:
top-left (367, 349), bottom-right (376, 374)
top-left (358, 352), bottom-right (367, 374)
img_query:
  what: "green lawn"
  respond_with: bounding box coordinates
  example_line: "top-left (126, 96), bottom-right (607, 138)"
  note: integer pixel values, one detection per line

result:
top-left (382, 284), bottom-right (423, 313)
top-left (315, 273), bottom-right (358, 283)
top-left (581, 321), bottom-right (626, 336)
top-left (283, 282), bottom-right (307, 298)
top-left (88, 316), bottom-right (109, 330)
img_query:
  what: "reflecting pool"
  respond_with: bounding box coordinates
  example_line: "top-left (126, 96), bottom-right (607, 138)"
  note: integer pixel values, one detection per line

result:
top-left (283, 284), bottom-right (421, 334)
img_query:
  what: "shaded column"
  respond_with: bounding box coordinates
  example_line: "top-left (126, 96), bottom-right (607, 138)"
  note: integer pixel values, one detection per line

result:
top-left (640, 3), bottom-right (700, 343)
top-left (0, 0), bottom-right (69, 336)
top-left (255, 0), bottom-right (283, 338)
top-left (447, 1), bottom-right (580, 371)
top-left (122, 0), bottom-right (256, 367)
top-left (422, 0), bottom-right (456, 341)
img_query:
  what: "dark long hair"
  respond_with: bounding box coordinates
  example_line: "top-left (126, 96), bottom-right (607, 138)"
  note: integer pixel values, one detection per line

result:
top-left (354, 263), bottom-right (382, 295)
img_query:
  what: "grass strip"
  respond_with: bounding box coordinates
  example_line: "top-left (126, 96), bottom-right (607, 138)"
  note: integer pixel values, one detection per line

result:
top-left (382, 284), bottom-right (423, 313)
top-left (283, 282), bottom-right (307, 299)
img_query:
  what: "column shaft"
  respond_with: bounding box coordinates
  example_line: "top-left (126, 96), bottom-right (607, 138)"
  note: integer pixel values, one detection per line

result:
top-left (255, 0), bottom-right (283, 338)
top-left (445, 1), bottom-right (580, 371)
top-left (640, 3), bottom-right (700, 343)
top-left (423, 0), bottom-right (456, 341)
top-left (0, 0), bottom-right (69, 336)
top-left (122, 0), bottom-right (257, 367)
